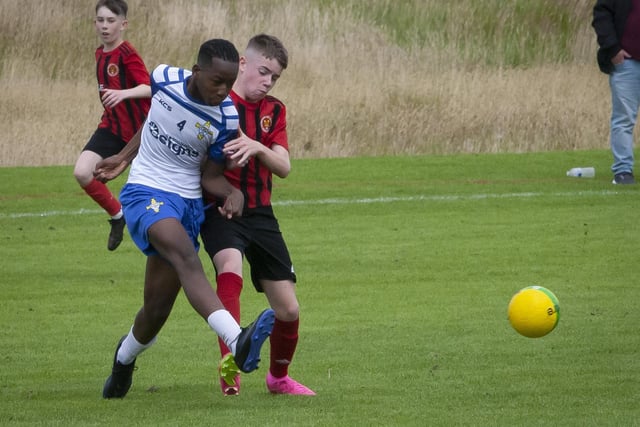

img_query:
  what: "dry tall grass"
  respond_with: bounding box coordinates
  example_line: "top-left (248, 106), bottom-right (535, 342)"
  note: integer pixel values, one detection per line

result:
top-left (0, 0), bottom-right (608, 167)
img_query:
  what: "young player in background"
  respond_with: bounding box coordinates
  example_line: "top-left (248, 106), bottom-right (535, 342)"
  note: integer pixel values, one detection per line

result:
top-left (73, 0), bottom-right (150, 251)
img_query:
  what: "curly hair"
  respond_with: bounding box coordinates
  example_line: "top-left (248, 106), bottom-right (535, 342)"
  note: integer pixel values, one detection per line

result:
top-left (197, 39), bottom-right (240, 67)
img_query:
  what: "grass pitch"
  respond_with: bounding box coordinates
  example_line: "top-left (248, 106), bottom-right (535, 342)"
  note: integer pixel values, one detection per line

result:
top-left (1, 150), bottom-right (639, 426)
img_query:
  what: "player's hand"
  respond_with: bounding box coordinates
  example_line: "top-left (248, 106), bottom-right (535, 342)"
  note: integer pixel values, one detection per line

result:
top-left (223, 128), bottom-right (261, 168)
top-left (218, 189), bottom-right (244, 219)
top-left (100, 89), bottom-right (126, 108)
top-left (94, 155), bottom-right (128, 183)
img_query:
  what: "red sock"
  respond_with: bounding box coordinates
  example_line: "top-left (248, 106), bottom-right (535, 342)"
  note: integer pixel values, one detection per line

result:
top-left (83, 178), bottom-right (121, 216)
top-left (216, 272), bottom-right (243, 356)
top-left (269, 317), bottom-right (299, 378)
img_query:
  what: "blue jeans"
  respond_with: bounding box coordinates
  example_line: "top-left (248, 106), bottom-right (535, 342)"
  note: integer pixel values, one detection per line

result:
top-left (609, 59), bottom-right (640, 174)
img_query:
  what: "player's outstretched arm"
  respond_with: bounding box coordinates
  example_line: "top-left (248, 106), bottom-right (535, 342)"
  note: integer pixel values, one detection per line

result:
top-left (101, 84), bottom-right (151, 108)
top-left (93, 127), bottom-right (143, 183)
top-left (223, 128), bottom-right (291, 178)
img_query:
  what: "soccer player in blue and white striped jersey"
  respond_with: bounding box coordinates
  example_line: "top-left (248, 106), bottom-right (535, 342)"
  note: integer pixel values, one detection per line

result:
top-left (95, 38), bottom-right (275, 399)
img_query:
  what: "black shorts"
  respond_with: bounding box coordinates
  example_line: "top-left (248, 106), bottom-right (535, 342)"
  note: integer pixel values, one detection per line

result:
top-left (200, 205), bottom-right (296, 292)
top-left (82, 128), bottom-right (127, 158)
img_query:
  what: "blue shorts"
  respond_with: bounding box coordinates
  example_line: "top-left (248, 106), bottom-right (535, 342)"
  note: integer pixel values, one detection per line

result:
top-left (120, 183), bottom-right (204, 256)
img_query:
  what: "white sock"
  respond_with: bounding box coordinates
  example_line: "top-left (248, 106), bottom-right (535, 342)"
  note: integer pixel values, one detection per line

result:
top-left (116, 327), bottom-right (157, 365)
top-left (112, 210), bottom-right (123, 220)
top-left (207, 310), bottom-right (242, 355)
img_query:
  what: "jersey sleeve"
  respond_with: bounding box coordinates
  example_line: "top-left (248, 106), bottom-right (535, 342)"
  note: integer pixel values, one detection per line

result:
top-left (150, 64), bottom-right (168, 96)
top-left (150, 64), bottom-right (189, 96)
top-left (208, 100), bottom-right (239, 163)
top-left (270, 103), bottom-right (288, 151)
top-left (123, 51), bottom-right (150, 87)
top-left (208, 128), bottom-right (237, 163)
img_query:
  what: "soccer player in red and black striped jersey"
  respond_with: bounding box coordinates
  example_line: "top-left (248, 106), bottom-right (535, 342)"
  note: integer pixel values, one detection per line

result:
top-left (200, 34), bottom-right (315, 396)
top-left (73, 0), bottom-right (150, 251)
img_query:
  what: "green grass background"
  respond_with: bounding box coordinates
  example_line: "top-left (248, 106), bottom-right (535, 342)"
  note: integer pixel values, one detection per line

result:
top-left (1, 151), bottom-right (639, 426)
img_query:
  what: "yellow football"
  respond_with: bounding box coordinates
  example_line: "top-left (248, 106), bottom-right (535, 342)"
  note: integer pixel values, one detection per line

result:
top-left (508, 286), bottom-right (560, 338)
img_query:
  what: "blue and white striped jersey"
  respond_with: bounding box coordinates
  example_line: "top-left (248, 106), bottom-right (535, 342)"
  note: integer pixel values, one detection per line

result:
top-left (126, 64), bottom-right (239, 199)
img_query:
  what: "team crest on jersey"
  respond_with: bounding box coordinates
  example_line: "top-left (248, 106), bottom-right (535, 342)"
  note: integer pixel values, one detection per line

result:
top-left (195, 121), bottom-right (213, 140)
top-left (261, 116), bottom-right (272, 133)
top-left (107, 63), bottom-right (119, 77)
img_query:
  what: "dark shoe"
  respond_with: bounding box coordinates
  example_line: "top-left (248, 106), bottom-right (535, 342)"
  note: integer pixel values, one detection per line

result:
top-left (234, 309), bottom-right (275, 373)
top-left (612, 172), bottom-right (635, 185)
top-left (103, 336), bottom-right (136, 399)
top-left (107, 217), bottom-right (126, 251)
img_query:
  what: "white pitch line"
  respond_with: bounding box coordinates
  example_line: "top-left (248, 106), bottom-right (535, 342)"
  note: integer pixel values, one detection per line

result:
top-left (1, 208), bottom-right (104, 219)
top-left (271, 189), bottom-right (624, 206)
top-left (0, 189), bottom-right (627, 219)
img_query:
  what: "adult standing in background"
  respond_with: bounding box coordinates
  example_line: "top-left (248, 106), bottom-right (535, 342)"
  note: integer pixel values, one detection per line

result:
top-left (593, 0), bottom-right (640, 184)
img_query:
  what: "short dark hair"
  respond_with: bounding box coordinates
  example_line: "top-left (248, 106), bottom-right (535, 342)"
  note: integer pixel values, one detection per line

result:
top-left (95, 0), bottom-right (128, 17)
top-left (246, 34), bottom-right (288, 69)
top-left (197, 39), bottom-right (240, 68)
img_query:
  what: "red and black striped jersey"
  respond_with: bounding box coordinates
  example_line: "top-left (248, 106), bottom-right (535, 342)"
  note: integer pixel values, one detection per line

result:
top-left (226, 90), bottom-right (288, 210)
top-left (95, 40), bottom-right (150, 143)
